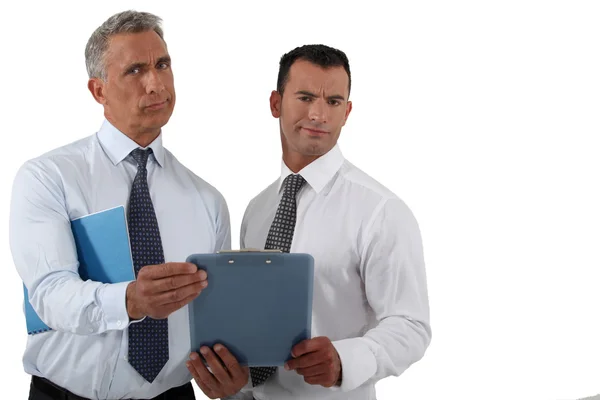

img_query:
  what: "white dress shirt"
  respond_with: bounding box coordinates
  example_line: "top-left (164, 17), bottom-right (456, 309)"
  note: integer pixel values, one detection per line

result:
top-left (9, 120), bottom-right (231, 399)
top-left (235, 144), bottom-right (431, 400)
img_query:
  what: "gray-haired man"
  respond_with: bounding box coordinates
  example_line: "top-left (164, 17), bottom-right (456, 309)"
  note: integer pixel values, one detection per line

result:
top-left (10, 10), bottom-right (247, 399)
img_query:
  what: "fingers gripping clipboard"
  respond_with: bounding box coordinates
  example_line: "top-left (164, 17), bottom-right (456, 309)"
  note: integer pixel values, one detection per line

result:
top-left (186, 249), bottom-right (314, 366)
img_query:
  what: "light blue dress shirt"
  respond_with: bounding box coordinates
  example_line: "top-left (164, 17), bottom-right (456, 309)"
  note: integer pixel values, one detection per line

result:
top-left (9, 120), bottom-right (231, 399)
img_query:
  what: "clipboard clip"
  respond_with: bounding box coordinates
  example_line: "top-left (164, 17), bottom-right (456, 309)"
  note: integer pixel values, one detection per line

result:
top-left (217, 248), bottom-right (282, 264)
top-left (217, 248), bottom-right (283, 253)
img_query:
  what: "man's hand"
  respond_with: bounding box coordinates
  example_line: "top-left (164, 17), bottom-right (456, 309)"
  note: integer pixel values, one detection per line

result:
top-left (284, 336), bottom-right (342, 387)
top-left (187, 344), bottom-right (249, 399)
top-left (126, 262), bottom-right (207, 320)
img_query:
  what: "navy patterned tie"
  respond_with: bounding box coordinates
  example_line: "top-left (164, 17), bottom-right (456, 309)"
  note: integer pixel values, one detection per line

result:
top-left (127, 148), bottom-right (169, 383)
top-left (250, 173), bottom-right (306, 388)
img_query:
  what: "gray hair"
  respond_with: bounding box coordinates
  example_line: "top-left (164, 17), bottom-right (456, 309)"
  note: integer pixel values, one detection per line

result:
top-left (85, 10), bottom-right (165, 80)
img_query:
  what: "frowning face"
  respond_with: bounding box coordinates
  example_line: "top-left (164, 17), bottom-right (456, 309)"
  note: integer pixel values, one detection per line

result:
top-left (89, 30), bottom-right (175, 139)
top-left (270, 59), bottom-right (352, 163)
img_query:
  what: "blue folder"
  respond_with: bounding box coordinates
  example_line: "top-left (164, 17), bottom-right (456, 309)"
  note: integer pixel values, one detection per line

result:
top-left (186, 251), bottom-right (314, 366)
top-left (23, 205), bottom-right (134, 334)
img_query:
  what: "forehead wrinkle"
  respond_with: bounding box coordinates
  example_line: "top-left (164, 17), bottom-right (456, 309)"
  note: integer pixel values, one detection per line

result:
top-left (290, 69), bottom-right (348, 99)
top-left (105, 32), bottom-right (167, 71)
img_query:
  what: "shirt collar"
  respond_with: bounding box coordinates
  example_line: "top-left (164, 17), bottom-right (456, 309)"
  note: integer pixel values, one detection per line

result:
top-left (97, 119), bottom-right (165, 167)
top-left (278, 144), bottom-right (345, 195)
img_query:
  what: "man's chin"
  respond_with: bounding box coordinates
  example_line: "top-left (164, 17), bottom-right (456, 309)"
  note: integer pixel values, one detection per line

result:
top-left (298, 143), bottom-right (331, 157)
top-left (143, 114), bottom-right (172, 130)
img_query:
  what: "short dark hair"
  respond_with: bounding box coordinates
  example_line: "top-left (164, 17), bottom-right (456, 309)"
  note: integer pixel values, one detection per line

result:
top-left (276, 44), bottom-right (351, 97)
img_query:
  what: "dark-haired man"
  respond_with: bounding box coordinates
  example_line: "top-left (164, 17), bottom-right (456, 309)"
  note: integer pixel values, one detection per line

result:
top-left (187, 44), bottom-right (432, 400)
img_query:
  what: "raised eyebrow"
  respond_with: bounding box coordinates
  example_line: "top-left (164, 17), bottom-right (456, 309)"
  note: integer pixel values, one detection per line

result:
top-left (123, 62), bottom-right (147, 73)
top-left (295, 90), bottom-right (317, 97)
top-left (295, 91), bottom-right (345, 101)
top-left (123, 56), bottom-right (171, 73)
top-left (157, 56), bottom-right (171, 65)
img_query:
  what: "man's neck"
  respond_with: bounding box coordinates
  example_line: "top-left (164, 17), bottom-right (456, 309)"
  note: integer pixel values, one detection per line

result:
top-left (282, 151), bottom-right (320, 173)
top-left (127, 131), bottom-right (160, 148)
top-left (107, 118), bottom-right (160, 148)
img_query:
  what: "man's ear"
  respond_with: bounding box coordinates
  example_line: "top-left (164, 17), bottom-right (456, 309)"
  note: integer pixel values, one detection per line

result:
top-left (342, 100), bottom-right (352, 126)
top-left (88, 78), bottom-right (107, 105)
top-left (270, 90), bottom-right (282, 118)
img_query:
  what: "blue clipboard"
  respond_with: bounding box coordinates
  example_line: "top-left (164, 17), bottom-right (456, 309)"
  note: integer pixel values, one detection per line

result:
top-left (23, 206), bottom-right (134, 334)
top-left (186, 250), bottom-right (314, 366)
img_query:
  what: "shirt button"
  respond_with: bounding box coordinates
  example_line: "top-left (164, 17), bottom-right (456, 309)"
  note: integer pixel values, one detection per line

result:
top-left (89, 328), bottom-right (94, 333)
top-left (117, 320), bottom-right (122, 327)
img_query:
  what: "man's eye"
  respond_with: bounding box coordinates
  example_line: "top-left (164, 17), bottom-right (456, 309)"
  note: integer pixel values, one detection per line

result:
top-left (158, 62), bottom-right (169, 70)
top-left (329, 100), bottom-right (340, 106)
top-left (128, 68), bottom-right (140, 75)
top-left (299, 96), bottom-right (312, 102)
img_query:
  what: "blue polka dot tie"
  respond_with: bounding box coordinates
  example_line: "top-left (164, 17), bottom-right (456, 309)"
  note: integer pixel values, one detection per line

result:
top-left (250, 173), bottom-right (306, 388)
top-left (127, 148), bottom-right (169, 383)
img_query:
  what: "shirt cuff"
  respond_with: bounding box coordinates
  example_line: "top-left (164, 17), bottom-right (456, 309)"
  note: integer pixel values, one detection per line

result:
top-left (97, 281), bottom-right (132, 330)
top-left (223, 376), bottom-right (253, 399)
top-left (332, 337), bottom-right (377, 392)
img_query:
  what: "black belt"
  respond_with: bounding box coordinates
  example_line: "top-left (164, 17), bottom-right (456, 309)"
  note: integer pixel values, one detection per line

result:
top-left (31, 375), bottom-right (193, 400)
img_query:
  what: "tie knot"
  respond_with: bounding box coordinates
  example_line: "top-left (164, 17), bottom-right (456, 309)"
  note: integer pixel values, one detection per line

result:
top-left (282, 174), bottom-right (306, 197)
top-left (131, 148), bottom-right (153, 169)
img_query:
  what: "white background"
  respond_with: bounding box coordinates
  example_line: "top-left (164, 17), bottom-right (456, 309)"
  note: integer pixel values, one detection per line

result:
top-left (0, 1), bottom-right (599, 399)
